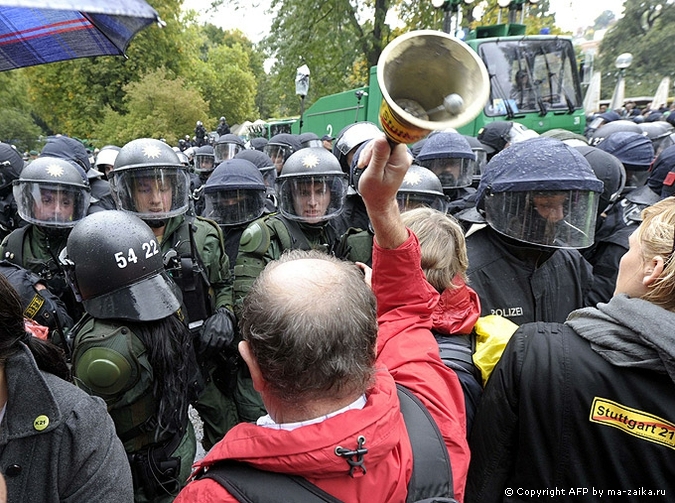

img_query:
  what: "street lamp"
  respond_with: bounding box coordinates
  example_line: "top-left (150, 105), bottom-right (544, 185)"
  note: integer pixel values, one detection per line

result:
top-left (295, 64), bottom-right (310, 134)
top-left (609, 53), bottom-right (632, 112)
top-left (431, 0), bottom-right (474, 36)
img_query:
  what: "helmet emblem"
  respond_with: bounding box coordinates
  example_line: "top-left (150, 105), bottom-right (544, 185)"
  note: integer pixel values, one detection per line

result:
top-left (302, 153), bottom-right (319, 169)
top-left (46, 164), bottom-right (64, 177)
top-left (143, 144), bottom-right (162, 159)
top-left (403, 171), bottom-right (421, 186)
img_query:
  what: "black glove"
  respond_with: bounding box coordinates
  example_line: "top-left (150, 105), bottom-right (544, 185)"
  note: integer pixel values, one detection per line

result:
top-left (196, 307), bottom-right (237, 355)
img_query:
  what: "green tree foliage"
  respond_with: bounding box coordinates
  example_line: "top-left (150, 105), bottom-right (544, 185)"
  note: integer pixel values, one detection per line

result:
top-left (92, 68), bottom-right (210, 147)
top-left (186, 24), bottom-right (261, 125)
top-left (598, 0), bottom-right (675, 99)
top-left (0, 71), bottom-right (42, 151)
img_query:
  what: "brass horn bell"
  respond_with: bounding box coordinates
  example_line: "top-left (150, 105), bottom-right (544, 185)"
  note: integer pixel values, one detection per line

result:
top-left (377, 30), bottom-right (490, 144)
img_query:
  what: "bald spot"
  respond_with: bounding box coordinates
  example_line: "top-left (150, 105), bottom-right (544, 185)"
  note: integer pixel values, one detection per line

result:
top-left (266, 258), bottom-right (349, 312)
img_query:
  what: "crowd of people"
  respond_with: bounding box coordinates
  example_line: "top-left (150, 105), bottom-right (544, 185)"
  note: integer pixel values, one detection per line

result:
top-left (0, 106), bottom-right (674, 502)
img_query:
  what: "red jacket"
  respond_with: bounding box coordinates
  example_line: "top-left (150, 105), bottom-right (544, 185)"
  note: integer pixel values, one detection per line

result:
top-left (175, 232), bottom-right (469, 503)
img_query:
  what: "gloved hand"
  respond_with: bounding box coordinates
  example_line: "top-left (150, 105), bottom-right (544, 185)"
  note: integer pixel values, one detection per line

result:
top-left (196, 307), bottom-right (237, 356)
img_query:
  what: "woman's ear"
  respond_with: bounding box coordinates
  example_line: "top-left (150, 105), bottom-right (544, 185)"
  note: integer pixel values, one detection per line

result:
top-left (643, 255), bottom-right (665, 288)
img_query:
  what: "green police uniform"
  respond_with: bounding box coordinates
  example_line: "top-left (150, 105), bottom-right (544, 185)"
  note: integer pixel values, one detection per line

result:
top-left (234, 214), bottom-right (343, 310)
top-left (72, 316), bottom-right (196, 503)
top-left (160, 214), bottom-right (262, 448)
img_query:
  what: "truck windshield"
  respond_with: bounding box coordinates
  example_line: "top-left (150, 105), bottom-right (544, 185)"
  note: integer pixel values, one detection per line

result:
top-left (479, 38), bottom-right (582, 117)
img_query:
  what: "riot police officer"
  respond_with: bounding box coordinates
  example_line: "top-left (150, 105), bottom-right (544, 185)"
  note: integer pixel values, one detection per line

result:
top-left (195, 121), bottom-right (207, 147)
top-left (0, 142), bottom-right (24, 241)
top-left (214, 134), bottom-right (245, 164)
top-left (110, 138), bottom-right (247, 449)
top-left (217, 116), bottom-right (231, 136)
top-left (64, 210), bottom-right (197, 502)
top-left (1, 156), bottom-right (91, 331)
top-left (234, 147), bottom-right (348, 306)
top-left (263, 133), bottom-right (302, 175)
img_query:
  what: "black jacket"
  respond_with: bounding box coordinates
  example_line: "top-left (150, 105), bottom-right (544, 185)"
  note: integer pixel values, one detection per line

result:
top-left (465, 227), bottom-right (593, 325)
top-left (467, 318), bottom-right (675, 502)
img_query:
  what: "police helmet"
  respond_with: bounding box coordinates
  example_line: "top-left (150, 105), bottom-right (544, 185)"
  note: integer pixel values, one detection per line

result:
top-left (235, 149), bottom-right (277, 191)
top-left (638, 121), bottom-right (674, 157)
top-left (476, 137), bottom-right (603, 249)
top-left (214, 134), bottom-right (246, 163)
top-left (587, 120), bottom-right (643, 146)
top-left (332, 122), bottom-right (381, 173)
top-left (203, 159), bottom-right (267, 227)
top-left (13, 156), bottom-right (91, 228)
top-left (417, 132), bottom-right (476, 190)
top-left (276, 147), bottom-right (348, 224)
top-left (94, 146), bottom-right (120, 178)
top-left (110, 138), bottom-right (191, 222)
top-left (647, 144), bottom-right (675, 198)
top-left (396, 164), bottom-right (447, 213)
top-left (220, 116), bottom-right (226, 122)
top-left (574, 145), bottom-right (626, 217)
top-left (0, 142), bottom-right (24, 195)
top-left (463, 135), bottom-right (488, 184)
top-left (298, 132), bottom-right (323, 149)
top-left (264, 134), bottom-right (302, 173)
top-left (595, 131), bottom-right (654, 172)
top-left (194, 145), bottom-right (216, 174)
top-left (249, 137), bottom-right (268, 152)
top-left (64, 210), bottom-right (180, 321)
top-left (196, 121), bottom-right (203, 127)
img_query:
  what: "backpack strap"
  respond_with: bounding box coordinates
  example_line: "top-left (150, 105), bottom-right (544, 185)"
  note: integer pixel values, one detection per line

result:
top-left (199, 460), bottom-right (343, 503)
top-left (396, 384), bottom-right (457, 503)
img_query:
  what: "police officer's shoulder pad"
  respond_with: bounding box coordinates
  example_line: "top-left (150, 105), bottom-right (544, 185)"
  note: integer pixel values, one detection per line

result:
top-left (239, 218), bottom-right (271, 255)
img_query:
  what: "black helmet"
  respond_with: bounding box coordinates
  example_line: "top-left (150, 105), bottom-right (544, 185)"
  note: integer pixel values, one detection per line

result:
top-left (332, 122), bottom-right (381, 173)
top-left (417, 132), bottom-right (476, 190)
top-left (298, 132), bottom-right (322, 149)
top-left (64, 210), bottom-right (180, 321)
top-left (587, 120), bottom-right (643, 146)
top-left (264, 133), bottom-right (302, 174)
top-left (0, 142), bottom-right (24, 195)
top-left (203, 159), bottom-right (267, 227)
top-left (595, 131), bottom-right (654, 172)
top-left (194, 145), bottom-right (216, 174)
top-left (249, 137), bottom-right (268, 152)
top-left (276, 147), bottom-right (348, 224)
top-left (234, 149), bottom-right (276, 191)
top-left (214, 134), bottom-right (245, 163)
top-left (574, 145), bottom-right (626, 217)
top-left (476, 137), bottom-right (603, 249)
top-left (396, 164), bottom-right (447, 213)
top-left (13, 156), bottom-right (90, 228)
top-left (110, 138), bottom-right (191, 221)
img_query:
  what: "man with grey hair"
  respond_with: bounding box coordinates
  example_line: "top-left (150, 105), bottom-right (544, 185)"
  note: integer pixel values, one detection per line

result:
top-left (176, 136), bottom-right (470, 503)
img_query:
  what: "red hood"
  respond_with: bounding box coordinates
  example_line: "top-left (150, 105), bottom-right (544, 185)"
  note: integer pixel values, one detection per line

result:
top-left (432, 280), bottom-right (481, 335)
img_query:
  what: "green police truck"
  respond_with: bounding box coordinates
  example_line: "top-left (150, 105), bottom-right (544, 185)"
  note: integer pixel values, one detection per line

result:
top-left (292, 23), bottom-right (585, 140)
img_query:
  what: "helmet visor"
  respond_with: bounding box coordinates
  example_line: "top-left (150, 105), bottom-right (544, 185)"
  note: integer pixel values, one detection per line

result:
top-left (214, 143), bottom-right (243, 163)
top-left (194, 154), bottom-right (216, 173)
top-left (14, 182), bottom-right (90, 227)
top-left (396, 192), bottom-right (447, 213)
top-left (112, 167), bottom-right (190, 221)
top-left (203, 188), bottom-right (267, 227)
top-left (259, 166), bottom-right (277, 191)
top-left (484, 189), bottom-right (598, 248)
top-left (264, 144), bottom-right (294, 172)
top-left (277, 175), bottom-right (348, 224)
top-left (419, 158), bottom-right (474, 189)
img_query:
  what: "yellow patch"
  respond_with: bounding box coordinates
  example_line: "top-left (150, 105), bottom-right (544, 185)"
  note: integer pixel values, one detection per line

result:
top-left (34, 415), bottom-right (50, 431)
top-left (24, 294), bottom-right (44, 319)
top-left (589, 397), bottom-right (675, 450)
